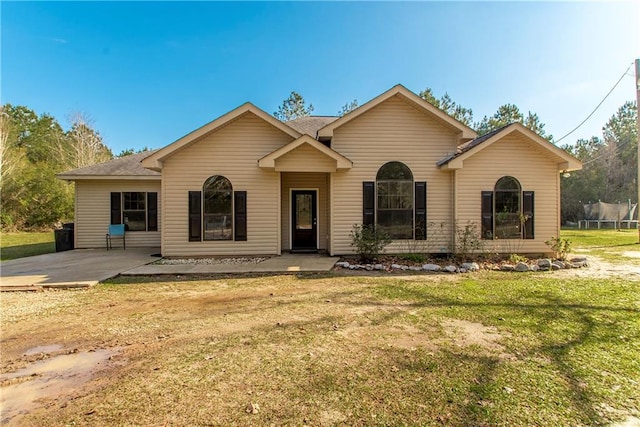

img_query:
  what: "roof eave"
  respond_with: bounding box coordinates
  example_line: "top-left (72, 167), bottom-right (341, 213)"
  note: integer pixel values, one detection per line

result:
top-left (56, 174), bottom-right (161, 181)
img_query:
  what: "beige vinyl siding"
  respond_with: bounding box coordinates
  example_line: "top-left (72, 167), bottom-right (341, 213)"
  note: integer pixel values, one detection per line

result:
top-left (455, 133), bottom-right (560, 254)
top-left (74, 180), bottom-right (161, 248)
top-left (161, 112), bottom-right (294, 256)
top-left (330, 95), bottom-right (459, 255)
top-left (275, 144), bottom-right (337, 172)
top-left (281, 172), bottom-right (329, 251)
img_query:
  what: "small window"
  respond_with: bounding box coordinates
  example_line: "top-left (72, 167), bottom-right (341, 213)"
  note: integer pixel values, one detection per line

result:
top-left (123, 192), bottom-right (146, 231)
top-left (203, 175), bottom-right (232, 241)
top-left (376, 162), bottom-right (413, 239)
top-left (111, 192), bottom-right (158, 232)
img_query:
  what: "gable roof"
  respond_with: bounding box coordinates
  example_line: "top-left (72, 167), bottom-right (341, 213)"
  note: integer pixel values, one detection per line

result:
top-left (317, 84), bottom-right (477, 141)
top-left (286, 116), bottom-right (339, 137)
top-left (142, 103), bottom-right (301, 171)
top-left (258, 134), bottom-right (352, 172)
top-left (437, 123), bottom-right (582, 171)
top-left (57, 150), bottom-right (161, 180)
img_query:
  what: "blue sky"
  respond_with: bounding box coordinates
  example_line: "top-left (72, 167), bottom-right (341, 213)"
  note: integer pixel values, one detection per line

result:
top-left (2, 1), bottom-right (639, 154)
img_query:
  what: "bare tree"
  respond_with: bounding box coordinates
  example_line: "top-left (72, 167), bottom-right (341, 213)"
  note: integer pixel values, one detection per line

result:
top-left (62, 112), bottom-right (112, 169)
top-left (0, 107), bottom-right (24, 192)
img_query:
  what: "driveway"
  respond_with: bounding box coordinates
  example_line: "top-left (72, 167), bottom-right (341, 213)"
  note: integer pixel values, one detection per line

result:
top-left (0, 248), bottom-right (160, 289)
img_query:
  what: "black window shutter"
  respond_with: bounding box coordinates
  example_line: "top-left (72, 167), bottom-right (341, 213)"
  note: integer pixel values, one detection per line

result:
top-left (234, 191), bottom-right (247, 241)
top-left (481, 191), bottom-right (494, 240)
top-left (414, 181), bottom-right (427, 240)
top-left (110, 192), bottom-right (121, 225)
top-left (147, 192), bottom-right (158, 232)
top-left (523, 191), bottom-right (534, 239)
top-left (363, 182), bottom-right (375, 226)
top-left (188, 191), bottom-right (202, 242)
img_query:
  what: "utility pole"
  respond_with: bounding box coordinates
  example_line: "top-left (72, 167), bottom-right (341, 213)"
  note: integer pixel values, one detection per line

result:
top-left (636, 58), bottom-right (640, 243)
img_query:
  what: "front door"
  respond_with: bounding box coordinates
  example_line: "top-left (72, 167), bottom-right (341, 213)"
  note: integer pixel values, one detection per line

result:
top-left (291, 190), bottom-right (317, 251)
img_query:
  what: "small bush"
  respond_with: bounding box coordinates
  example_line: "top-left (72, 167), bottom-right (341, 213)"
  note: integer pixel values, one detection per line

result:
top-left (455, 221), bottom-right (483, 259)
top-left (350, 224), bottom-right (392, 262)
top-left (545, 236), bottom-right (572, 260)
top-left (508, 253), bottom-right (528, 264)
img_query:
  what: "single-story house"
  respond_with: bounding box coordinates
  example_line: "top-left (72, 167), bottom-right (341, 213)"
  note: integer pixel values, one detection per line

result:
top-left (58, 84), bottom-right (582, 256)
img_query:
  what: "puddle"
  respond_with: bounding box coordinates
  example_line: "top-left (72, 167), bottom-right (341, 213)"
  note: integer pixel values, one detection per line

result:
top-left (0, 348), bottom-right (119, 424)
top-left (22, 344), bottom-right (64, 356)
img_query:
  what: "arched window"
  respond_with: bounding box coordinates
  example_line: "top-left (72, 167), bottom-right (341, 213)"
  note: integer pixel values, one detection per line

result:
top-left (376, 162), bottom-right (414, 239)
top-left (494, 176), bottom-right (522, 239)
top-left (203, 175), bottom-right (232, 241)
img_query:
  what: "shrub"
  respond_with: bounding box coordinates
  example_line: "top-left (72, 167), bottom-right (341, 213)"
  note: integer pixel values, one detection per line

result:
top-left (349, 224), bottom-right (392, 262)
top-left (455, 221), bottom-right (483, 259)
top-left (545, 236), bottom-right (572, 260)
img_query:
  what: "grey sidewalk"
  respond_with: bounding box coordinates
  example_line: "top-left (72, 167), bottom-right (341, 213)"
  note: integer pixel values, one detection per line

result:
top-left (122, 253), bottom-right (339, 275)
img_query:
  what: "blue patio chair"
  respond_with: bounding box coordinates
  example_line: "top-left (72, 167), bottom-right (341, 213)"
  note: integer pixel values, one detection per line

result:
top-left (106, 224), bottom-right (126, 250)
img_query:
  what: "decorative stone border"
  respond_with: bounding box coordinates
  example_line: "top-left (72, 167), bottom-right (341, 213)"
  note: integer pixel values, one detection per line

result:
top-left (334, 257), bottom-right (589, 273)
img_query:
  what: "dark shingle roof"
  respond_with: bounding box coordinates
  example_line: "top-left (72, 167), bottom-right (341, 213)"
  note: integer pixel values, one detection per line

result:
top-left (437, 124), bottom-right (514, 166)
top-left (286, 116), bottom-right (339, 137)
top-left (58, 150), bottom-right (160, 178)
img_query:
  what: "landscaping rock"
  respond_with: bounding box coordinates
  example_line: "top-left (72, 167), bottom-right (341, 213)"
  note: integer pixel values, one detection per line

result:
top-left (500, 264), bottom-right (515, 272)
top-left (461, 262), bottom-right (480, 272)
top-left (459, 268), bottom-right (467, 273)
top-left (537, 259), bottom-right (552, 270)
top-left (514, 262), bottom-right (530, 272)
top-left (409, 266), bottom-right (422, 271)
top-left (335, 261), bottom-right (350, 268)
top-left (570, 256), bottom-right (588, 263)
top-left (531, 264), bottom-right (540, 271)
top-left (444, 265), bottom-right (458, 273)
top-left (373, 264), bottom-right (385, 271)
top-left (365, 264), bottom-right (373, 271)
top-left (551, 262), bottom-right (563, 271)
top-left (422, 264), bottom-right (442, 272)
top-left (348, 264), bottom-right (357, 270)
top-left (391, 264), bottom-right (403, 270)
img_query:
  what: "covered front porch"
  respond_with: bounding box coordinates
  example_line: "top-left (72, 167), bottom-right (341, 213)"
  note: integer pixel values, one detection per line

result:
top-left (258, 135), bottom-right (352, 254)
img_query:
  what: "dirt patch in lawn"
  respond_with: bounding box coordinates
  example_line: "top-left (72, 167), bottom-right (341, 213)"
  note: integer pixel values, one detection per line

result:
top-left (0, 347), bottom-right (120, 425)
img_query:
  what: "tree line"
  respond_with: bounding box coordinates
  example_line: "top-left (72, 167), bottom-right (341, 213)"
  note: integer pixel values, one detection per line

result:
top-left (1, 90), bottom-right (635, 231)
top-left (0, 105), bottom-right (147, 230)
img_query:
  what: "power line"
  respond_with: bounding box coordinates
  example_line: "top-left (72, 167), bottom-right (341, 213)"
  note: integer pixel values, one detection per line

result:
top-left (554, 62), bottom-right (634, 145)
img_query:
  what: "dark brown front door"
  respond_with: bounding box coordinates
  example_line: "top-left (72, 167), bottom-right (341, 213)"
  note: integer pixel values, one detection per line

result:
top-left (291, 190), bottom-right (317, 251)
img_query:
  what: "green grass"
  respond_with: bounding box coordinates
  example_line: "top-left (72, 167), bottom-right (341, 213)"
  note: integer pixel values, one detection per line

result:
top-left (561, 228), bottom-right (640, 263)
top-left (0, 231), bottom-right (55, 261)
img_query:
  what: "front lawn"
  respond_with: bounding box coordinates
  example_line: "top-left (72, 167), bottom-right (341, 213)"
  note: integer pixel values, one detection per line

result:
top-left (0, 232), bottom-right (55, 261)
top-left (561, 228), bottom-right (640, 263)
top-left (2, 273), bottom-right (638, 426)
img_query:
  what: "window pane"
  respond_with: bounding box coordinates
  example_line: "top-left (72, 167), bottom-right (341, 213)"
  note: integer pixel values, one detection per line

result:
top-left (296, 194), bottom-right (313, 230)
top-left (204, 214), bottom-right (232, 240)
top-left (123, 210), bottom-right (146, 231)
top-left (203, 175), bottom-right (233, 241)
top-left (495, 182), bottom-right (521, 239)
top-left (123, 192), bottom-right (146, 231)
top-left (376, 162), bottom-right (414, 239)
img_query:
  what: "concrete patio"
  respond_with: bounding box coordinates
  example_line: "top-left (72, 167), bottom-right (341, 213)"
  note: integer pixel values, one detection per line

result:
top-left (0, 250), bottom-right (339, 290)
